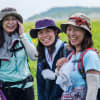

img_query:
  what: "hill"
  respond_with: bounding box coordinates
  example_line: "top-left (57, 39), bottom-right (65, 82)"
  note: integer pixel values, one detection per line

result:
top-left (27, 7), bottom-right (100, 21)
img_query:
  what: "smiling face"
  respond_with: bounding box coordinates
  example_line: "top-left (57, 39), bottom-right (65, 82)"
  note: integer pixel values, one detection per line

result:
top-left (3, 15), bottom-right (18, 35)
top-left (66, 25), bottom-right (85, 50)
top-left (37, 28), bottom-right (56, 47)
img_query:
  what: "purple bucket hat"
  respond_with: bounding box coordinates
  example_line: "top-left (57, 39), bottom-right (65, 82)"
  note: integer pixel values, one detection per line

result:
top-left (30, 18), bottom-right (62, 38)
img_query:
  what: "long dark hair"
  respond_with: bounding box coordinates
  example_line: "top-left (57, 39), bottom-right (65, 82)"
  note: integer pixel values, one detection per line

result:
top-left (69, 29), bottom-right (93, 52)
top-left (37, 28), bottom-right (59, 60)
top-left (0, 21), bottom-right (5, 47)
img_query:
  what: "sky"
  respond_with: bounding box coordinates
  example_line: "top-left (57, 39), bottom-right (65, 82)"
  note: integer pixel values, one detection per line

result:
top-left (0, 0), bottom-right (100, 20)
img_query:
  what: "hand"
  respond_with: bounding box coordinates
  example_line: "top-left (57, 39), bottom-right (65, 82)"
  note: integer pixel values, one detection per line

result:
top-left (56, 57), bottom-right (67, 70)
top-left (41, 69), bottom-right (56, 80)
top-left (0, 89), bottom-right (7, 100)
top-left (17, 20), bottom-right (24, 35)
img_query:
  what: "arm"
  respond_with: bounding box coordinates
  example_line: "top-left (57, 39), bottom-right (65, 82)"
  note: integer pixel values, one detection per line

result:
top-left (17, 21), bottom-right (38, 60)
top-left (0, 94), bottom-right (1, 100)
top-left (83, 51), bottom-right (100, 100)
top-left (20, 34), bottom-right (38, 60)
top-left (86, 71), bottom-right (99, 100)
top-left (56, 57), bottom-right (67, 70)
top-left (0, 89), bottom-right (7, 100)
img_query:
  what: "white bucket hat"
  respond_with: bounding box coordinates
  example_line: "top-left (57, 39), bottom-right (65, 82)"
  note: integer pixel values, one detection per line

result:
top-left (61, 13), bottom-right (91, 36)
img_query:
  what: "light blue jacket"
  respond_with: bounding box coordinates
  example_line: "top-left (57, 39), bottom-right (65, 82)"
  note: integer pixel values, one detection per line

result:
top-left (0, 34), bottom-right (35, 88)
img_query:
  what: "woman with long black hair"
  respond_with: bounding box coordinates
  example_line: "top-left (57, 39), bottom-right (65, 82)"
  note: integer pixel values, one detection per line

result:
top-left (30, 18), bottom-right (72, 100)
top-left (0, 7), bottom-right (38, 100)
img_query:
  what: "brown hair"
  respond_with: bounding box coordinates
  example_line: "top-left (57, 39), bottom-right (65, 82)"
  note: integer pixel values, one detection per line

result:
top-left (69, 29), bottom-right (93, 52)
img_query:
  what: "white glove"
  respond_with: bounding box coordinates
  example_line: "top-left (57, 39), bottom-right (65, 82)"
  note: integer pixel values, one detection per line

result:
top-left (56, 73), bottom-right (68, 85)
top-left (55, 68), bottom-right (59, 76)
top-left (56, 60), bottom-right (73, 91)
top-left (41, 69), bottom-right (56, 80)
top-left (56, 73), bottom-right (72, 91)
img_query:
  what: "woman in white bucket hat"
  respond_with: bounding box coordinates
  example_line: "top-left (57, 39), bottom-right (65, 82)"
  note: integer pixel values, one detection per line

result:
top-left (56, 13), bottom-right (100, 100)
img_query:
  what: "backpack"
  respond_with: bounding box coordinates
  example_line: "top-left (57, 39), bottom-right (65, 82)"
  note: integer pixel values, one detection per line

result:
top-left (68, 48), bottom-right (99, 80)
top-left (0, 41), bottom-right (33, 90)
top-left (61, 48), bottom-right (99, 100)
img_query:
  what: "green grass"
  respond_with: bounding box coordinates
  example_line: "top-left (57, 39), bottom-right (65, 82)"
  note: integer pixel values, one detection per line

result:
top-left (24, 20), bottom-right (100, 100)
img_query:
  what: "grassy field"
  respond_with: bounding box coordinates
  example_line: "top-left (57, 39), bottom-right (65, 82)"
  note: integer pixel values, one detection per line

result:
top-left (24, 20), bottom-right (100, 100)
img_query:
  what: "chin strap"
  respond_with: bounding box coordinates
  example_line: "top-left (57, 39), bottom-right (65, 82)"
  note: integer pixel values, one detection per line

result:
top-left (86, 73), bottom-right (99, 100)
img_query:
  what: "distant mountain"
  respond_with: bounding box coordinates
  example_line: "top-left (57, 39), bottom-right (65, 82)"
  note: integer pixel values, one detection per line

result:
top-left (27, 7), bottom-right (100, 21)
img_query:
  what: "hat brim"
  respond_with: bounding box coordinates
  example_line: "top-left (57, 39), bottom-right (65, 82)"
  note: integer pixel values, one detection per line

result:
top-left (1, 13), bottom-right (23, 23)
top-left (30, 26), bottom-right (62, 38)
top-left (60, 22), bottom-right (91, 37)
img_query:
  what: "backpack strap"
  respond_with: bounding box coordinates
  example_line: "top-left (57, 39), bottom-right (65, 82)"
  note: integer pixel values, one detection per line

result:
top-left (10, 46), bottom-right (24, 52)
top-left (67, 48), bottom-right (98, 80)
top-left (20, 41), bottom-right (32, 72)
top-left (10, 40), bottom-right (24, 52)
top-left (0, 74), bottom-right (33, 90)
top-left (78, 48), bottom-right (99, 80)
top-left (67, 51), bottom-right (74, 61)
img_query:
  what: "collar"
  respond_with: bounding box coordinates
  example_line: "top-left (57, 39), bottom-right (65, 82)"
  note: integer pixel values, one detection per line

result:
top-left (45, 39), bottom-right (63, 69)
top-left (0, 32), bottom-right (20, 60)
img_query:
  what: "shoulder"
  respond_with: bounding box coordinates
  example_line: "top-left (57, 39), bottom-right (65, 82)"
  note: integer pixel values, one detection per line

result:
top-left (83, 50), bottom-right (99, 59)
top-left (83, 50), bottom-right (99, 64)
top-left (83, 50), bottom-right (100, 72)
top-left (24, 33), bottom-right (31, 39)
